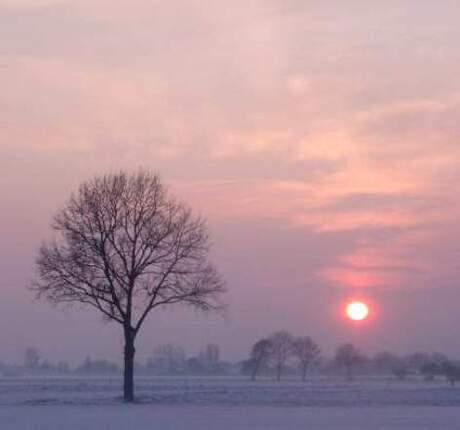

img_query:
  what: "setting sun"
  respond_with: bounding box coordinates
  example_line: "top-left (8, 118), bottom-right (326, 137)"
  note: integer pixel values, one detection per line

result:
top-left (346, 301), bottom-right (369, 321)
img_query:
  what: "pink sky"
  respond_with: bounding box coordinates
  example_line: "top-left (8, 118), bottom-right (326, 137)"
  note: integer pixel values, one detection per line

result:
top-left (1, 0), bottom-right (460, 364)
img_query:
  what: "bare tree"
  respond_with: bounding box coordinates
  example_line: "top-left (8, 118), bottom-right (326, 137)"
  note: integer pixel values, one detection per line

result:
top-left (246, 338), bottom-right (273, 381)
top-left (292, 336), bottom-right (321, 382)
top-left (199, 343), bottom-right (221, 373)
top-left (149, 344), bottom-right (186, 374)
top-left (442, 360), bottom-right (460, 387)
top-left (391, 359), bottom-right (410, 381)
top-left (334, 343), bottom-right (364, 380)
top-left (24, 347), bottom-right (40, 370)
top-left (268, 331), bottom-right (293, 381)
top-left (372, 351), bottom-right (409, 380)
top-left (33, 171), bottom-right (225, 402)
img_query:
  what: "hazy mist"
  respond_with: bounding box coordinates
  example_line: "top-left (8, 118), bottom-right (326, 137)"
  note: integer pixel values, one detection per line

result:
top-left (1, 0), bottom-right (460, 365)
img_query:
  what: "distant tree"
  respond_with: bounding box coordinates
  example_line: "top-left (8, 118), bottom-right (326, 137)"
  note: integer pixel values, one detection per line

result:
top-left (335, 343), bottom-right (364, 380)
top-left (24, 347), bottom-right (40, 370)
top-left (268, 331), bottom-right (294, 381)
top-left (372, 351), bottom-right (409, 380)
top-left (41, 359), bottom-right (54, 372)
top-left (150, 344), bottom-right (186, 375)
top-left (33, 171), bottom-right (225, 402)
top-left (292, 336), bottom-right (321, 381)
top-left (199, 344), bottom-right (221, 373)
top-left (408, 352), bottom-right (448, 381)
top-left (420, 362), bottom-right (438, 381)
top-left (186, 357), bottom-right (204, 374)
top-left (391, 359), bottom-right (410, 381)
top-left (430, 353), bottom-right (449, 376)
top-left (442, 361), bottom-right (460, 387)
top-left (406, 352), bottom-right (430, 374)
top-left (76, 357), bottom-right (119, 375)
top-left (246, 338), bottom-right (273, 381)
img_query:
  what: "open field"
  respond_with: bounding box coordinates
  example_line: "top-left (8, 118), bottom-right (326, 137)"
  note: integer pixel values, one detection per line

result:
top-left (2, 377), bottom-right (460, 429)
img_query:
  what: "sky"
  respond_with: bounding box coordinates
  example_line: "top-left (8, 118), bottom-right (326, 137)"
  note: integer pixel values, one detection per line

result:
top-left (1, 0), bottom-right (460, 365)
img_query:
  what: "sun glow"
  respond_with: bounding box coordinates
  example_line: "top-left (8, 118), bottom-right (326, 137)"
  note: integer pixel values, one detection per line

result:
top-left (346, 301), bottom-right (369, 321)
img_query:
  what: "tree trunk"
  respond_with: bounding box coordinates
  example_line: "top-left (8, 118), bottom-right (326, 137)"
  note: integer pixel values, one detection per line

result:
top-left (276, 364), bottom-right (282, 382)
top-left (346, 364), bottom-right (352, 381)
top-left (302, 364), bottom-right (307, 382)
top-left (251, 363), bottom-right (258, 381)
top-left (123, 328), bottom-right (136, 402)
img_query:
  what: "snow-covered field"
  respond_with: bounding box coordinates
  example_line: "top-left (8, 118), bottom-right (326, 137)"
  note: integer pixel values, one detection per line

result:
top-left (2, 377), bottom-right (460, 429)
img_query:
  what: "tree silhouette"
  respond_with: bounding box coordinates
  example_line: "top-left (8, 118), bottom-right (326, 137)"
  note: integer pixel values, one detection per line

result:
top-left (292, 336), bottom-right (321, 381)
top-left (268, 331), bottom-right (293, 382)
top-left (334, 343), bottom-right (363, 380)
top-left (246, 338), bottom-right (273, 381)
top-left (33, 171), bottom-right (225, 402)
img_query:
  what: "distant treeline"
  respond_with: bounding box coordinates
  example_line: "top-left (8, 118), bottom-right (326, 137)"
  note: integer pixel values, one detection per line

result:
top-left (242, 331), bottom-right (460, 386)
top-left (1, 335), bottom-right (460, 386)
top-left (0, 344), bottom-right (233, 378)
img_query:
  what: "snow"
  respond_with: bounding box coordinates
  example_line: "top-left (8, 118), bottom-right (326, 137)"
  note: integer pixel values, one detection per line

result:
top-left (2, 377), bottom-right (460, 429)
top-left (4, 406), bottom-right (460, 430)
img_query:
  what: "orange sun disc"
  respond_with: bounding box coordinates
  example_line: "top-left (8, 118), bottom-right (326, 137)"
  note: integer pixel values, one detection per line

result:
top-left (346, 301), bottom-right (369, 321)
